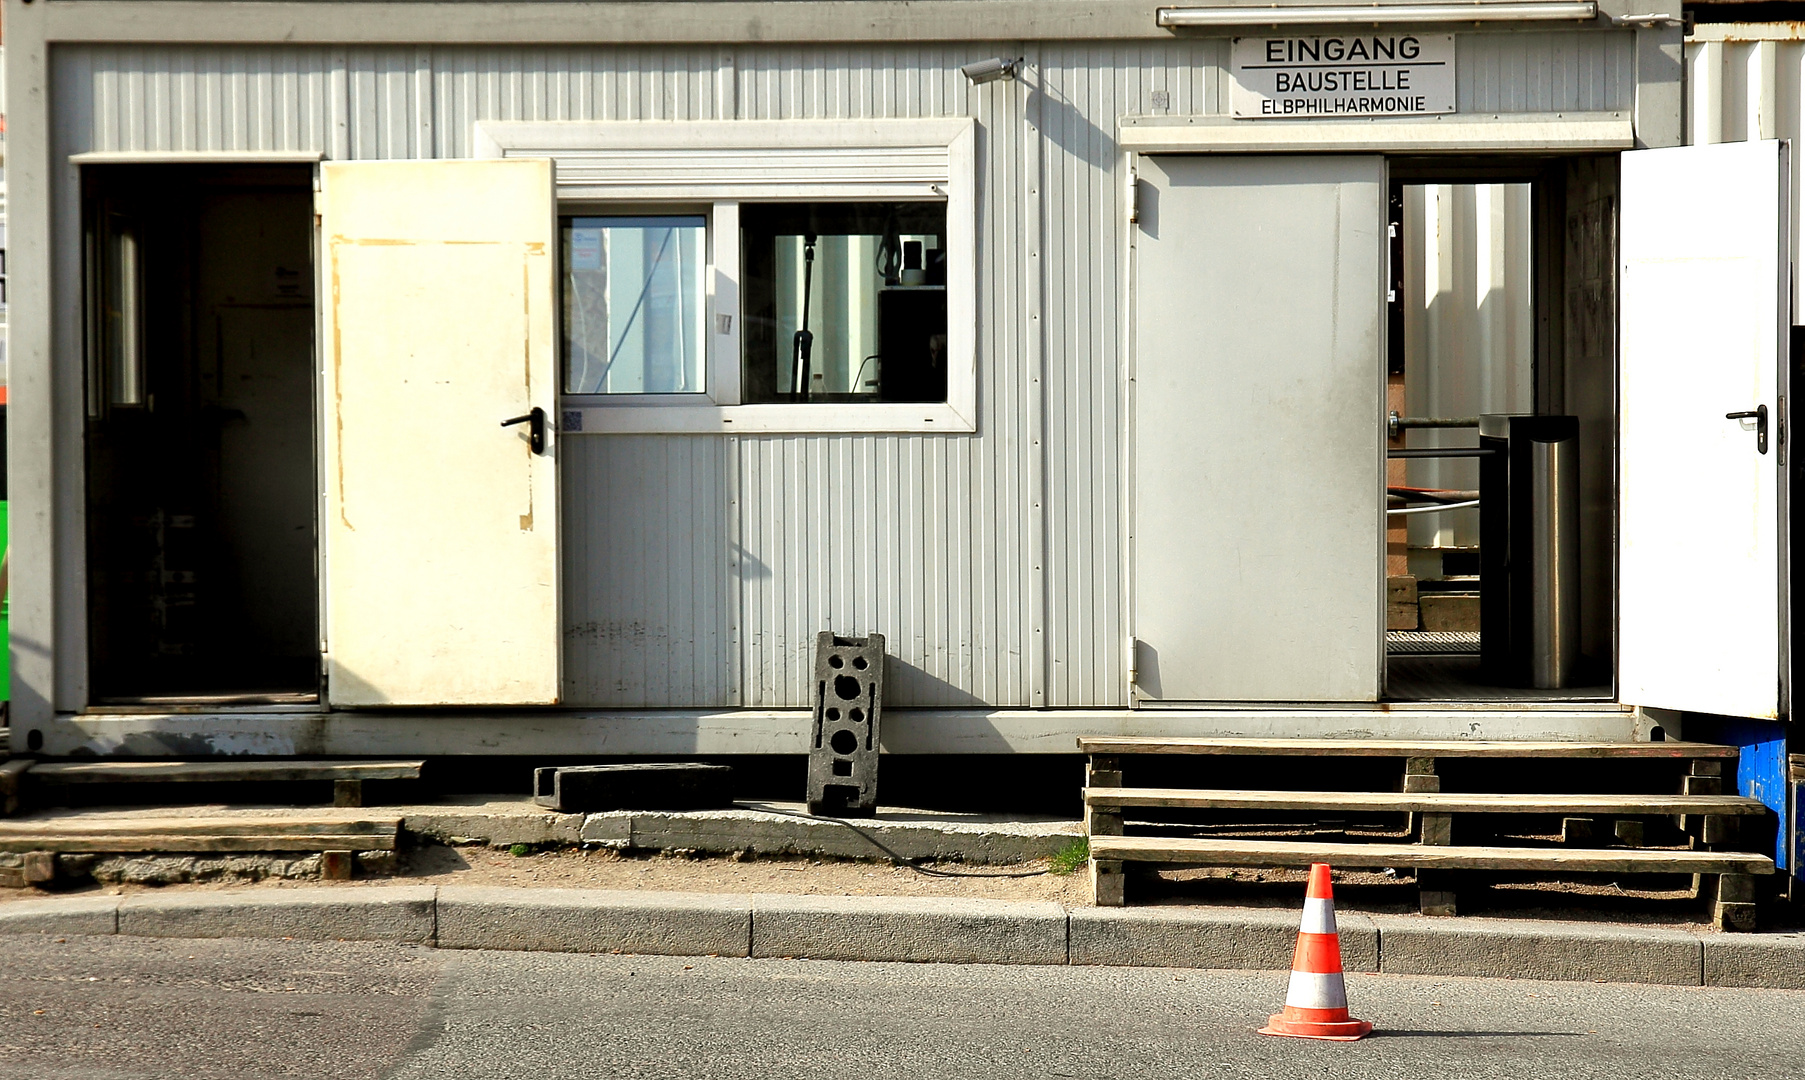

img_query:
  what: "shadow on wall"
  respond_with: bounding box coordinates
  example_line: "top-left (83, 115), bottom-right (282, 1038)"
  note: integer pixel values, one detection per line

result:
top-left (1131, 640), bottom-right (1162, 699)
top-left (881, 654), bottom-right (988, 709)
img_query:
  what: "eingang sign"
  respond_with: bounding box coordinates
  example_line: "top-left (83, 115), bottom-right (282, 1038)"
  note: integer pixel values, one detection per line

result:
top-left (1231, 34), bottom-right (1456, 119)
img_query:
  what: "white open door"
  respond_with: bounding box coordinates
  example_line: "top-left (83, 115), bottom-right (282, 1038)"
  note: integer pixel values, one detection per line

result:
top-left (321, 160), bottom-right (560, 705)
top-left (1132, 155), bottom-right (1386, 702)
top-left (1620, 141), bottom-right (1789, 720)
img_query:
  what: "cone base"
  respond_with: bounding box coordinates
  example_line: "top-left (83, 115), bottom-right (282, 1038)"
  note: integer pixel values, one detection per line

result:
top-left (1259, 1014), bottom-right (1373, 1041)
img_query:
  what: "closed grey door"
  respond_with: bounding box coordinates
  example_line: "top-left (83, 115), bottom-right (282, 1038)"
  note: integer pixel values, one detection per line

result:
top-left (1132, 155), bottom-right (1385, 702)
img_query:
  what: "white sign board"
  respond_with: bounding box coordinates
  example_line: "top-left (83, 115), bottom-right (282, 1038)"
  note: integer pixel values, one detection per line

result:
top-left (1231, 34), bottom-right (1455, 119)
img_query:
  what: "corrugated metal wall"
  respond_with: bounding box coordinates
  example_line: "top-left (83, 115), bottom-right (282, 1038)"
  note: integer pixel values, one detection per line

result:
top-left (54, 30), bottom-right (1636, 709)
top-left (1686, 28), bottom-right (1805, 321)
top-left (1400, 182), bottom-right (1536, 552)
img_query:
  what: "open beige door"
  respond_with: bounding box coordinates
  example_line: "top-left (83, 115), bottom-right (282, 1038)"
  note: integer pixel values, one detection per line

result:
top-left (321, 160), bottom-right (559, 705)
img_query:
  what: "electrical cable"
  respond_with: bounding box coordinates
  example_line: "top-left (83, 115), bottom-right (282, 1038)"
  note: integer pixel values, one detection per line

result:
top-left (749, 803), bottom-right (1053, 879)
top-left (1386, 499), bottom-right (1480, 517)
top-left (852, 353), bottom-right (881, 394)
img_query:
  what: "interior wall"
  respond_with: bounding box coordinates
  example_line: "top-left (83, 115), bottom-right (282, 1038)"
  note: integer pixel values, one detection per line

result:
top-left (197, 189), bottom-right (320, 672)
top-left (1401, 183), bottom-right (1536, 553)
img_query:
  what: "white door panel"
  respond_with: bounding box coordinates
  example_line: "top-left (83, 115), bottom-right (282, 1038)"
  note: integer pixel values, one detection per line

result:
top-left (1619, 140), bottom-right (1788, 720)
top-left (1132, 155), bottom-right (1386, 702)
top-left (321, 160), bottom-right (560, 706)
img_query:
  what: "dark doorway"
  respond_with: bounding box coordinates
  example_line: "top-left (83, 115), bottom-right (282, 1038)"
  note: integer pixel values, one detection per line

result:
top-left (84, 164), bottom-right (319, 704)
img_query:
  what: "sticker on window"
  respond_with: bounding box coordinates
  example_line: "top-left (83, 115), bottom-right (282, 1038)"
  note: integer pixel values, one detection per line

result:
top-left (570, 228), bottom-right (603, 272)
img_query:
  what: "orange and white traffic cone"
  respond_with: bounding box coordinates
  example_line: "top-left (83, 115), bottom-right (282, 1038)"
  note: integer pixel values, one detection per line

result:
top-left (1258, 862), bottom-right (1372, 1042)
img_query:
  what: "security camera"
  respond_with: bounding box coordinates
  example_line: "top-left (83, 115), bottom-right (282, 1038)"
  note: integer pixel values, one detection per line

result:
top-left (960, 57), bottom-right (1021, 85)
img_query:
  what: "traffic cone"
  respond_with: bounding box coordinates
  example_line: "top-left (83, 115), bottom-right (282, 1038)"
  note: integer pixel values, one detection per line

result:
top-left (1258, 863), bottom-right (1373, 1041)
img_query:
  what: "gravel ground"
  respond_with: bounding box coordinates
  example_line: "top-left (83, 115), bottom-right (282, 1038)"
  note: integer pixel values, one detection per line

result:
top-left (1, 844), bottom-right (1092, 905)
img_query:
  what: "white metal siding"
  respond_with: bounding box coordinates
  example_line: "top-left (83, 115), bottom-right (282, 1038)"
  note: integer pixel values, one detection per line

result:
top-left (55, 33), bottom-right (1643, 709)
top-left (1686, 30), bottom-right (1805, 321)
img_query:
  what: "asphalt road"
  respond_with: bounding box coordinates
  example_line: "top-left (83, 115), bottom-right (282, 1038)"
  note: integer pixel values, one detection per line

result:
top-left (1, 936), bottom-right (1802, 1079)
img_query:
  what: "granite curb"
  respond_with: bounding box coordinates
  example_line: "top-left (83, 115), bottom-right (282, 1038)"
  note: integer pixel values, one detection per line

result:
top-left (2, 889), bottom-right (1799, 988)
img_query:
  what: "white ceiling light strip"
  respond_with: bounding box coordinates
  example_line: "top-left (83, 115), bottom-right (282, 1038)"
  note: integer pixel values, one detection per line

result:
top-left (1157, 3), bottom-right (1598, 27)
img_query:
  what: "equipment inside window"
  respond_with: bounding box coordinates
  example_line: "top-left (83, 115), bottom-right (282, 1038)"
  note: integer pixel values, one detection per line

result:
top-left (740, 201), bottom-right (948, 404)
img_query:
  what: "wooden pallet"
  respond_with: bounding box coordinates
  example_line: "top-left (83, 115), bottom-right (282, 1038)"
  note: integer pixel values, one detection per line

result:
top-left (1076, 737), bottom-right (1738, 759)
top-left (1090, 835), bottom-right (1774, 876)
top-left (1085, 787), bottom-right (1769, 816)
top-left (12, 758), bottom-right (424, 811)
top-left (1081, 736), bottom-right (1773, 930)
top-left (0, 816), bottom-right (401, 854)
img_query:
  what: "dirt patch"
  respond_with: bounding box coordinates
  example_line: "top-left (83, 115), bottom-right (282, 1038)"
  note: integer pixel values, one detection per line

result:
top-left (5, 842), bottom-right (1091, 905)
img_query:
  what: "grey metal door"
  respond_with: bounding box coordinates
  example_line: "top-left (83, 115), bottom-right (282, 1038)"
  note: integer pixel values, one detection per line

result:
top-left (1131, 154), bottom-right (1386, 703)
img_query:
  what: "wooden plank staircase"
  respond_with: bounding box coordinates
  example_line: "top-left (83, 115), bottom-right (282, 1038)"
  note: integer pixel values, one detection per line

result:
top-left (1080, 737), bottom-right (1776, 931)
top-left (0, 758), bottom-right (423, 888)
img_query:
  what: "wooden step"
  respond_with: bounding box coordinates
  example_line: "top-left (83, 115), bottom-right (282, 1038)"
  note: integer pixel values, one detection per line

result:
top-left (1088, 835), bottom-right (1775, 876)
top-left (1077, 737), bottom-right (1736, 759)
top-left (1084, 786), bottom-right (1769, 816)
top-left (0, 816), bottom-right (401, 853)
top-left (27, 759), bottom-right (425, 784)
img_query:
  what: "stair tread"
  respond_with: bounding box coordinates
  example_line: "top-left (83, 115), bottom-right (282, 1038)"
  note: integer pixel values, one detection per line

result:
top-left (1089, 835), bottom-right (1775, 874)
top-left (27, 759), bottom-right (425, 784)
top-left (1078, 737), bottom-right (1736, 758)
top-left (1084, 786), bottom-right (1769, 814)
top-left (0, 815), bottom-right (401, 853)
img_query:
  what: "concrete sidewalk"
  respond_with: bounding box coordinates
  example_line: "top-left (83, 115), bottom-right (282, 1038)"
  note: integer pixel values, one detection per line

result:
top-left (6, 796), bottom-right (1082, 865)
top-left (2, 886), bottom-right (1801, 990)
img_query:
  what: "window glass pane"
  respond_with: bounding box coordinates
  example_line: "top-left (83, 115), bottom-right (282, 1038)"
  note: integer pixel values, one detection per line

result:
top-left (562, 215), bottom-right (707, 394)
top-left (740, 202), bottom-right (947, 404)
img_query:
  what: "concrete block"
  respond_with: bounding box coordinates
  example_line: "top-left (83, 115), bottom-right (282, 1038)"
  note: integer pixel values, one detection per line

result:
top-left (1419, 593), bottom-right (1480, 632)
top-left (751, 895), bottom-right (1068, 965)
top-left (536, 763), bottom-right (733, 813)
top-left (808, 632), bottom-right (884, 816)
top-left (1386, 575), bottom-right (1418, 604)
top-left (1070, 905), bottom-right (1377, 973)
top-left (436, 887), bottom-right (751, 957)
top-left (1373, 914), bottom-right (1702, 985)
top-left (1091, 860), bottom-right (1126, 907)
top-left (1387, 576), bottom-right (1419, 631)
top-left (0, 895), bottom-right (121, 936)
top-left (579, 813), bottom-right (633, 845)
top-left (1715, 902), bottom-right (1758, 933)
top-left (22, 851), bottom-right (56, 884)
top-left (118, 886), bottom-right (436, 943)
top-left (402, 801), bottom-right (585, 847)
top-left (1683, 775), bottom-right (1723, 796)
top-left (1703, 932), bottom-right (1805, 988)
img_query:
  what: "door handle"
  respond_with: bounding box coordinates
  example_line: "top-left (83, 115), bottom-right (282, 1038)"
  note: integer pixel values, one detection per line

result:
top-left (501, 406), bottom-right (547, 455)
top-left (1726, 404), bottom-right (1769, 455)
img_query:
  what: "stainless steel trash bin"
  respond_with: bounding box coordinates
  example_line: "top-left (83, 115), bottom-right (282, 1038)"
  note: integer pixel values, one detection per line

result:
top-left (1479, 414), bottom-right (1580, 689)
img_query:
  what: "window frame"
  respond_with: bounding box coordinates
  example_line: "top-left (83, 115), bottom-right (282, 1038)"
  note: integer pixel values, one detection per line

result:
top-left (558, 200), bottom-right (734, 405)
top-left (477, 118), bottom-right (977, 434)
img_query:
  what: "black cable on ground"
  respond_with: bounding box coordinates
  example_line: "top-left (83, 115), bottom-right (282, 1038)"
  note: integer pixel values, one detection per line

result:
top-left (751, 804), bottom-right (1055, 879)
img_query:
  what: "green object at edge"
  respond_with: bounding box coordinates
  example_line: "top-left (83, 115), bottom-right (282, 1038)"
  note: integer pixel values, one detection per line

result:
top-left (2, 499), bottom-right (10, 702)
